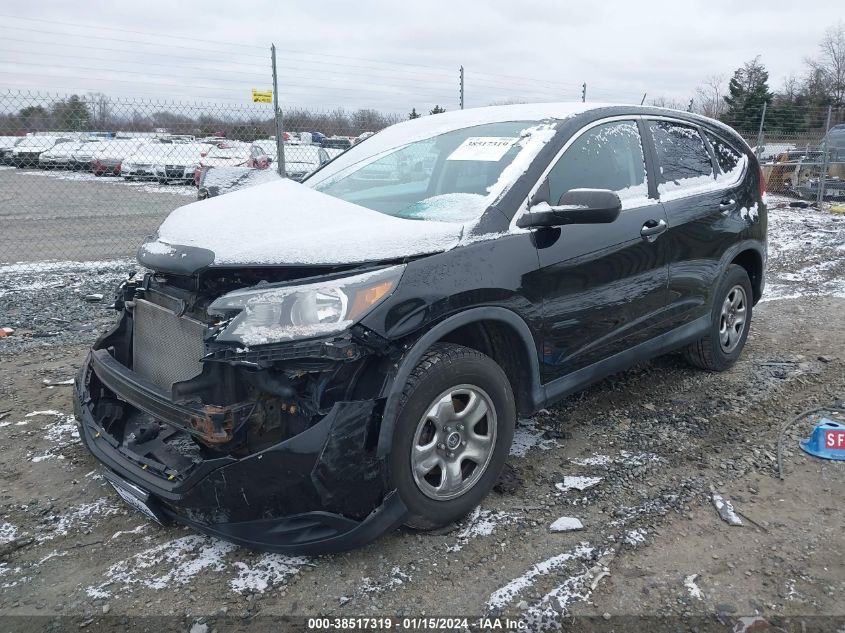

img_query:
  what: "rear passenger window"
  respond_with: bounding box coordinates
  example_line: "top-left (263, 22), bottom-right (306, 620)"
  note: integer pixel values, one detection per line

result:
top-left (650, 121), bottom-right (714, 194)
top-left (705, 131), bottom-right (745, 180)
top-left (546, 120), bottom-right (648, 206)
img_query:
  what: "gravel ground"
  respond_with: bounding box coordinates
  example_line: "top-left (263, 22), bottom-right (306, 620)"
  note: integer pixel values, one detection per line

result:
top-left (0, 196), bottom-right (843, 632)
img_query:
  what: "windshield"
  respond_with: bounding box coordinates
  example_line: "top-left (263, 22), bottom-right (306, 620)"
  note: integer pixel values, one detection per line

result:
top-left (307, 120), bottom-right (551, 223)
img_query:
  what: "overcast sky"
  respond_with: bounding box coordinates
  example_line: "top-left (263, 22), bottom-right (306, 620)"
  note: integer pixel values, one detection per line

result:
top-left (0, 1), bottom-right (841, 114)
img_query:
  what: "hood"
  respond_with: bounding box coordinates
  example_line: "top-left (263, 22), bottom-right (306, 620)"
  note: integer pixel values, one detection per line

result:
top-left (138, 178), bottom-right (465, 273)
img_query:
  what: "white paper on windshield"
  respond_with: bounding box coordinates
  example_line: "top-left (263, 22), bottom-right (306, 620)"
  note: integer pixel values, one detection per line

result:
top-left (446, 137), bottom-right (518, 162)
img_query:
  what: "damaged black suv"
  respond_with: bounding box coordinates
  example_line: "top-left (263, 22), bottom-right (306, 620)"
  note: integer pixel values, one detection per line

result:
top-left (75, 103), bottom-right (766, 553)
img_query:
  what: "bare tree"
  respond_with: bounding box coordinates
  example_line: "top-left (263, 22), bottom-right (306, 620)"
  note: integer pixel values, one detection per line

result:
top-left (805, 22), bottom-right (845, 105)
top-left (649, 95), bottom-right (687, 110)
top-left (694, 74), bottom-right (726, 118)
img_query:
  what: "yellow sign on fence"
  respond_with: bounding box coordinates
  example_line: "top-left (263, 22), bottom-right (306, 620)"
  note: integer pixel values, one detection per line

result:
top-left (251, 89), bottom-right (273, 103)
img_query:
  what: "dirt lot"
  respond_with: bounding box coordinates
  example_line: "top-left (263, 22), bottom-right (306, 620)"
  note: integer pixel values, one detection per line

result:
top-left (0, 197), bottom-right (844, 632)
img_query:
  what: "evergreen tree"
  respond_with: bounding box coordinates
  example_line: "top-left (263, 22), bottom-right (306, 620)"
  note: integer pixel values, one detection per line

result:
top-left (429, 105), bottom-right (446, 115)
top-left (722, 57), bottom-right (772, 131)
top-left (409, 108), bottom-right (420, 120)
top-left (51, 95), bottom-right (91, 131)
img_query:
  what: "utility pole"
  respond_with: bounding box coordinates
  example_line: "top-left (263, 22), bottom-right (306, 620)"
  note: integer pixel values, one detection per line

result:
top-left (459, 66), bottom-right (464, 110)
top-left (271, 44), bottom-right (285, 178)
top-left (640, 93), bottom-right (647, 105)
top-left (581, 83), bottom-right (586, 103)
top-left (817, 105), bottom-right (833, 207)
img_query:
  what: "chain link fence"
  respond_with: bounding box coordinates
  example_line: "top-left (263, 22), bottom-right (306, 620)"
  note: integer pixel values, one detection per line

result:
top-left (2, 90), bottom-right (843, 275)
top-left (730, 103), bottom-right (845, 202)
top-left (0, 89), bottom-right (411, 271)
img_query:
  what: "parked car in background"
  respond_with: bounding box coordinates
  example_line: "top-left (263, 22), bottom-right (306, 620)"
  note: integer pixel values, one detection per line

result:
top-left (154, 142), bottom-right (215, 183)
top-left (823, 124), bottom-right (845, 163)
top-left (71, 140), bottom-right (108, 171)
top-left (283, 145), bottom-right (332, 181)
top-left (355, 131), bottom-right (374, 144)
top-left (121, 143), bottom-right (175, 180)
top-left (196, 165), bottom-right (281, 199)
top-left (77, 103), bottom-right (766, 554)
top-left (247, 140), bottom-right (277, 169)
top-left (39, 139), bottom-right (96, 169)
top-left (91, 139), bottom-right (150, 176)
top-left (193, 142), bottom-right (251, 185)
top-left (321, 136), bottom-right (353, 151)
top-left (11, 135), bottom-right (73, 167)
top-left (0, 136), bottom-right (22, 164)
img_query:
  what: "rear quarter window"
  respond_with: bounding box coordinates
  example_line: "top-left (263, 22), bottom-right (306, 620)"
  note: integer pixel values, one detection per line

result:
top-left (704, 131), bottom-right (745, 181)
top-left (649, 120), bottom-right (714, 195)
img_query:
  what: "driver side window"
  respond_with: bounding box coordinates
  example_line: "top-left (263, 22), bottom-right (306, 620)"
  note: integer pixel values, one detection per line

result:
top-left (546, 120), bottom-right (648, 206)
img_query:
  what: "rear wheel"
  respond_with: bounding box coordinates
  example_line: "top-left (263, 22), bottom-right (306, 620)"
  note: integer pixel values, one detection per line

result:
top-left (683, 264), bottom-right (753, 371)
top-left (389, 344), bottom-right (515, 530)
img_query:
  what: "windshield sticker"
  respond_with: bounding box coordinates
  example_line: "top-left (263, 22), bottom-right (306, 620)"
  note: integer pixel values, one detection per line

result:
top-left (446, 137), bottom-right (518, 162)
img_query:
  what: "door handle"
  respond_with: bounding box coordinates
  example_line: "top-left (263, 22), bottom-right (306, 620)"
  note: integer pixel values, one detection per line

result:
top-left (640, 218), bottom-right (668, 241)
top-left (719, 198), bottom-right (737, 211)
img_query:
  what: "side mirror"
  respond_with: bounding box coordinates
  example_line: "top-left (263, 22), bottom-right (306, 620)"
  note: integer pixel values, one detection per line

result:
top-left (517, 188), bottom-right (622, 229)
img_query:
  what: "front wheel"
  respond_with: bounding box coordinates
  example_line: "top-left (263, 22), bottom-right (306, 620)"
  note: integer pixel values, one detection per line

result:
top-left (683, 264), bottom-right (753, 371)
top-left (388, 344), bottom-right (515, 530)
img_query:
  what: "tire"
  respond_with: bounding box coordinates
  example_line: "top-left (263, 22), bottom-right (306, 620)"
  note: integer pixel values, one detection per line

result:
top-left (683, 264), bottom-right (753, 371)
top-left (388, 343), bottom-right (516, 530)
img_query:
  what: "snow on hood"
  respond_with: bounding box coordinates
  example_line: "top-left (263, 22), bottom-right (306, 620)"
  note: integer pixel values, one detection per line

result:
top-left (142, 178), bottom-right (464, 267)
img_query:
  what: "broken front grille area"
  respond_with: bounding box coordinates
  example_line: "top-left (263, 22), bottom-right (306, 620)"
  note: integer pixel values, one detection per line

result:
top-left (131, 297), bottom-right (207, 391)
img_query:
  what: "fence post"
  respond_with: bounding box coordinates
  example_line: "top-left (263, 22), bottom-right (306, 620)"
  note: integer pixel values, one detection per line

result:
top-left (459, 66), bottom-right (464, 110)
top-left (581, 83), bottom-right (587, 102)
top-left (817, 105), bottom-right (833, 207)
top-left (271, 44), bottom-right (285, 179)
top-left (755, 102), bottom-right (767, 160)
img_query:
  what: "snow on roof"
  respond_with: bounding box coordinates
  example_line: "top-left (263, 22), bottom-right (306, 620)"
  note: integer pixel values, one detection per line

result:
top-left (151, 178), bottom-right (464, 266)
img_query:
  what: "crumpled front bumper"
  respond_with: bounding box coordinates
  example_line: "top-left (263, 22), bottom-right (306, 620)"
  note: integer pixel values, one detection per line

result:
top-left (74, 349), bottom-right (407, 554)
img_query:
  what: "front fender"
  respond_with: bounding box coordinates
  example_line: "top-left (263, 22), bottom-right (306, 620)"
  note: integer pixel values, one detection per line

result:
top-left (375, 306), bottom-right (543, 457)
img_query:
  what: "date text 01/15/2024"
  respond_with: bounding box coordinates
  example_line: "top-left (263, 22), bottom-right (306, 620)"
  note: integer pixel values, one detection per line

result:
top-left (306, 617), bottom-right (528, 630)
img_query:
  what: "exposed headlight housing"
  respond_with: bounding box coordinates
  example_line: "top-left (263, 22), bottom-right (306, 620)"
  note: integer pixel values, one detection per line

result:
top-left (208, 265), bottom-right (405, 347)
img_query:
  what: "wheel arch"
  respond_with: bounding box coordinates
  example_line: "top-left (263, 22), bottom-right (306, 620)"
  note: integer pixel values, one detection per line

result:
top-left (377, 307), bottom-right (543, 457)
top-left (729, 246), bottom-right (764, 304)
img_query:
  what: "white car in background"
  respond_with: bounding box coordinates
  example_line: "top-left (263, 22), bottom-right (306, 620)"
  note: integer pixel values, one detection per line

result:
top-left (193, 141), bottom-right (251, 185)
top-left (0, 136), bottom-right (23, 164)
top-left (91, 138), bottom-right (151, 176)
top-left (121, 143), bottom-right (176, 180)
top-left (38, 139), bottom-right (95, 169)
top-left (11, 135), bottom-right (73, 167)
top-left (282, 145), bottom-right (333, 181)
top-left (71, 140), bottom-right (109, 171)
top-left (154, 142), bottom-right (215, 184)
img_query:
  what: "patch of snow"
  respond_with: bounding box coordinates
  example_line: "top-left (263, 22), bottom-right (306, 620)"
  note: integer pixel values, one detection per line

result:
top-left (684, 574), bottom-right (704, 600)
top-left (446, 507), bottom-right (521, 552)
top-left (487, 543), bottom-right (595, 611)
top-left (230, 553), bottom-right (307, 593)
top-left (25, 410), bottom-right (64, 417)
top-left (39, 499), bottom-right (121, 541)
top-left (0, 522), bottom-right (19, 544)
top-left (510, 417), bottom-right (561, 457)
top-left (87, 535), bottom-right (236, 598)
top-left (360, 566), bottom-right (410, 594)
top-left (555, 476), bottom-right (602, 492)
top-left (571, 451), bottom-right (661, 468)
top-left (711, 493), bottom-right (743, 526)
top-left (549, 517), bottom-right (584, 532)
top-left (110, 524), bottom-right (149, 540)
top-left (624, 528), bottom-right (647, 546)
